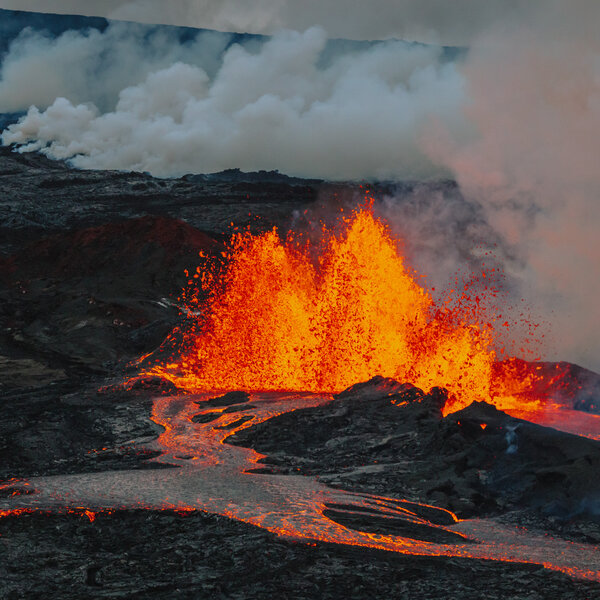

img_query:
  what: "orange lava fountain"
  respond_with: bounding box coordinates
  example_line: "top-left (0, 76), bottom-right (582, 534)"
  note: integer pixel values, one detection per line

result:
top-left (148, 203), bottom-right (504, 414)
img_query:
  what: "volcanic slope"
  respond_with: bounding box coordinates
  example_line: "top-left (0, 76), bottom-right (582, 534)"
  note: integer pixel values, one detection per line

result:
top-left (230, 378), bottom-right (600, 540)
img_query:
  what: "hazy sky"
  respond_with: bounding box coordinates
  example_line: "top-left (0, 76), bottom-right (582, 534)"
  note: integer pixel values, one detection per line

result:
top-left (0, 0), bottom-right (550, 44)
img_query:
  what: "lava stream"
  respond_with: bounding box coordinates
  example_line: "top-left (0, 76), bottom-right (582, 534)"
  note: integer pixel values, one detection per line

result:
top-left (1, 393), bottom-right (599, 581)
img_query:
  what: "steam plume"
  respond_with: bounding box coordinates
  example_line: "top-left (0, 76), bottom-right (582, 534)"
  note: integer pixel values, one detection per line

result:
top-left (426, 2), bottom-right (600, 370)
top-left (1, 26), bottom-right (464, 179)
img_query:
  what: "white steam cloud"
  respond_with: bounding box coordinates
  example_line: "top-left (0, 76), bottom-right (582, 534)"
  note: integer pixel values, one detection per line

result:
top-left (0, 23), bottom-right (234, 113)
top-left (427, 4), bottom-right (600, 370)
top-left (1, 26), bottom-right (465, 179)
top-left (1, 1), bottom-right (599, 372)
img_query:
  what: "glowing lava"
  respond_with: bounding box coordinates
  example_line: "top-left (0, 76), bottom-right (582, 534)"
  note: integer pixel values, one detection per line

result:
top-left (140, 202), bottom-right (600, 439)
top-left (2, 393), bottom-right (599, 581)
top-left (148, 205), bottom-right (495, 411)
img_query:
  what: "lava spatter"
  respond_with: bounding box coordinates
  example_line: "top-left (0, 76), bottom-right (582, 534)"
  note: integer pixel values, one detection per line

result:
top-left (145, 204), bottom-right (496, 412)
top-left (142, 202), bottom-right (598, 431)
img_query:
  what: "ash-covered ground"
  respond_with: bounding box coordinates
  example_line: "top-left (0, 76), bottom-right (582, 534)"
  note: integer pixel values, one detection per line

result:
top-left (1, 148), bottom-right (600, 599)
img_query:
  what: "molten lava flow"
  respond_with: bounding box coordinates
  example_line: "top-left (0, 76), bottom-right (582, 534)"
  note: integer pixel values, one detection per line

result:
top-left (3, 392), bottom-right (599, 581)
top-left (148, 205), bottom-right (496, 411)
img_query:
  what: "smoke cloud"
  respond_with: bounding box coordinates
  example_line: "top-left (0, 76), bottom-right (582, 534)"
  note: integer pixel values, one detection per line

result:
top-left (425, 2), bottom-right (600, 369)
top-left (1, 1), bottom-right (599, 371)
top-left (1, 26), bottom-right (465, 179)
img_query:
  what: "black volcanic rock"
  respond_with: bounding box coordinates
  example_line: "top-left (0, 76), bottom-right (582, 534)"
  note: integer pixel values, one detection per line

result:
top-left (440, 402), bottom-right (600, 519)
top-left (205, 390), bottom-right (251, 407)
top-left (0, 215), bottom-right (220, 371)
top-left (321, 504), bottom-right (469, 544)
top-left (1, 214), bottom-right (218, 285)
top-left (229, 378), bottom-right (600, 522)
top-left (228, 380), bottom-right (447, 476)
top-left (0, 381), bottom-right (165, 481)
top-left (0, 146), bottom-right (323, 256)
top-left (2, 509), bottom-right (597, 600)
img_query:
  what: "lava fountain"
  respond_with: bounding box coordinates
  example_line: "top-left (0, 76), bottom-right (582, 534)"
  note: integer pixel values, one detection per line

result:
top-left (147, 203), bottom-right (497, 411)
top-left (144, 200), bottom-right (597, 429)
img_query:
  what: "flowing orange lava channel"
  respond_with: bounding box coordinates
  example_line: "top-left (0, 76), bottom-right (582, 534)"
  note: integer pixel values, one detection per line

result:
top-left (144, 202), bottom-right (557, 416)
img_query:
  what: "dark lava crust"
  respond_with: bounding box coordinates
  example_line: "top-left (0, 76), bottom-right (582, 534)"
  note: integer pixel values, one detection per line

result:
top-left (1, 149), bottom-right (600, 598)
top-left (229, 378), bottom-right (600, 540)
top-left (3, 509), bottom-right (599, 600)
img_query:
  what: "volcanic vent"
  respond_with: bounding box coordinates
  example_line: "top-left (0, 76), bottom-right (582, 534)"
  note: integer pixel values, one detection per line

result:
top-left (141, 200), bottom-right (598, 434)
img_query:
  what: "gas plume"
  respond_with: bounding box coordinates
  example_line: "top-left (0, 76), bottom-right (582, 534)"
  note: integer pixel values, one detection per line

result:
top-left (425, 3), bottom-right (600, 371)
top-left (1, 25), bottom-right (463, 179)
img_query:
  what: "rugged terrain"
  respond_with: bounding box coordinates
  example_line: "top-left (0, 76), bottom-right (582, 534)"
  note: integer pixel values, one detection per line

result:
top-left (231, 379), bottom-right (600, 536)
top-left (0, 146), bottom-right (325, 482)
top-left (1, 147), bottom-right (599, 598)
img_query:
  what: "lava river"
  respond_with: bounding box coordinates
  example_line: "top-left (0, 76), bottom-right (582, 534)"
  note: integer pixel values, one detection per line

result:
top-left (1, 392), bottom-right (599, 581)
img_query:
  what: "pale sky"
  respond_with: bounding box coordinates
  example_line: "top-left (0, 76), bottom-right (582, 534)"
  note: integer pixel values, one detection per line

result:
top-left (0, 0), bottom-right (550, 45)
